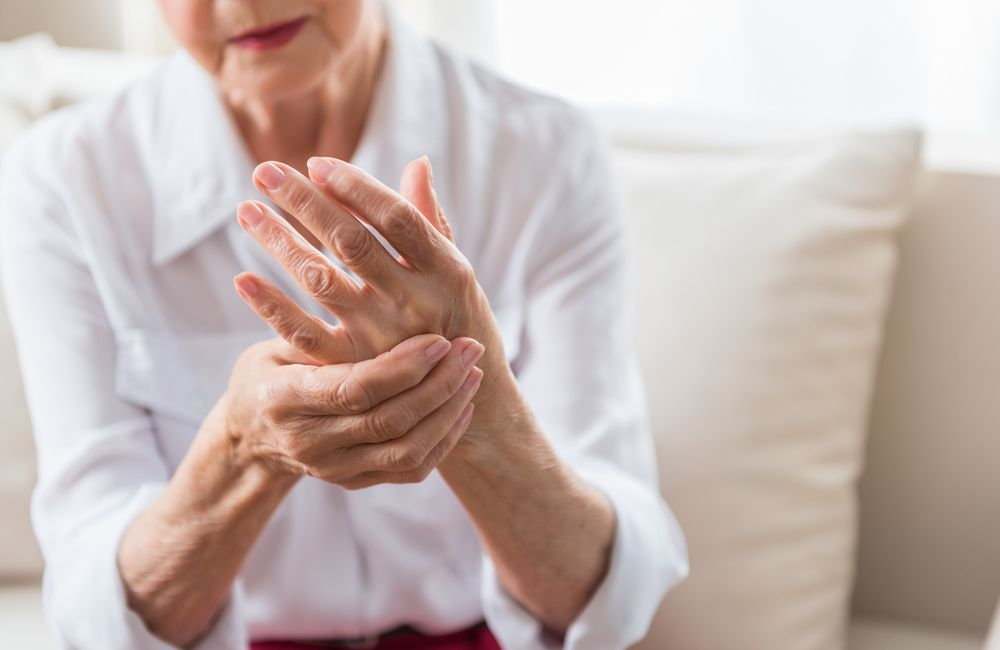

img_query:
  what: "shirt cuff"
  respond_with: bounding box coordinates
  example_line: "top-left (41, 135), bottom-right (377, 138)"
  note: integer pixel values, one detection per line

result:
top-left (42, 482), bottom-right (248, 649)
top-left (479, 465), bottom-right (688, 650)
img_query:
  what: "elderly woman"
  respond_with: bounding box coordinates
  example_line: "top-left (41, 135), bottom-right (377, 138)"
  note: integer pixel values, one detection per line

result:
top-left (0, 1), bottom-right (686, 649)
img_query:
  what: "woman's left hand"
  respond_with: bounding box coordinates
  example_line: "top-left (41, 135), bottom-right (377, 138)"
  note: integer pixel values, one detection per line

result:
top-left (234, 156), bottom-right (513, 433)
top-left (237, 158), bottom-right (618, 632)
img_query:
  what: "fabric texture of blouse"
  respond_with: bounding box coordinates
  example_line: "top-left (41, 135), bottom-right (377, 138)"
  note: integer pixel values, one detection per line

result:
top-left (0, 8), bottom-right (687, 650)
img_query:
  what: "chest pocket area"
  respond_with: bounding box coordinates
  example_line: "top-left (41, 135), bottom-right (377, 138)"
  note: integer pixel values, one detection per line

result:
top-left (114, 329), bottom-right (270, 466)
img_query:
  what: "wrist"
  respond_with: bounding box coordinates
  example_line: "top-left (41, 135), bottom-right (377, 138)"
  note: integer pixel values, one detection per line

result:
top-left (451, 366), bottom-right (520, 451)
top-left (441, 370), bottom-right (561, 479)
top-left (197, 392), bottom-right (300, 503)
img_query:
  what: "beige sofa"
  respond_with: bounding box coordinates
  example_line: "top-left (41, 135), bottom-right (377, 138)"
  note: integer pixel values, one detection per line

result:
top-left (0, 42), bottom-right (997, 649)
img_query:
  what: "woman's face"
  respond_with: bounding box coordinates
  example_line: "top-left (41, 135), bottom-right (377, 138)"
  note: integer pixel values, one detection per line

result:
top-left (158, 0), bottom-right (371, 98)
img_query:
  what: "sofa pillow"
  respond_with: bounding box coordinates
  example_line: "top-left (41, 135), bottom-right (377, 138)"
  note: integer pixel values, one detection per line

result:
top-left (0, 37), bottom-right (50, 580)
top-left (988, 602), bottom-right (1000, 650)
top-left (600, 115), bottom-right (920, 650)
top-left (0, 75), bottom-right (35, 579)
top-left (0, 259), bottom-right (42, 578)
top-left (0, 33), bottom-right (57, 121)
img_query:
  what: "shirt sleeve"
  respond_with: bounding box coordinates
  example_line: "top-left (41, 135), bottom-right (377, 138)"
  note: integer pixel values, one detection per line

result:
top-left (478, 112), bottom-right (689, 650)
top-left (0, 133), bottom-right (247, 649)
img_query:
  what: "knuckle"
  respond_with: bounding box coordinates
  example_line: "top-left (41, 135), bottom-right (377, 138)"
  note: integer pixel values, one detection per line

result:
top-left (369, 407), bottom-right (408, 441)
top-left (287, 327), bottom-right (319, 356)
top-left (263, 221), bottom-right (310, 265)
top-left (302, 263), bottom-right (339, 302)
top-left (265, 225), bottom-right (306, 266)
top-left (386, 444), bottom-right (424, 472)
top-left (333, 375), bottom-right (375, 414)
top-left (401, 443), bottom-right (428, 470)
top-left (256, 300), bottom-right (280, 321)
top-left (383, 199), bottom-right (419, 238)
top-left (390, 402), bottom-right (416, 433)
top-left (336, 225), bottom-right (375, 266)
top-left (366, 410), bottom-right (392, 440)
top-left (284, 182), bottom-right (320, 215)
top-left (326, 169), bottom-right (356, 196)
top-left (257, 220), bottom-right (282, 247)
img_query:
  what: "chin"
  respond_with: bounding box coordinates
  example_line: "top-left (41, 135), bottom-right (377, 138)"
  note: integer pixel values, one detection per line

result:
top-left (221, 31), bottom-right (334, 101)
top-left (240, 61), bottom-right (330, 101)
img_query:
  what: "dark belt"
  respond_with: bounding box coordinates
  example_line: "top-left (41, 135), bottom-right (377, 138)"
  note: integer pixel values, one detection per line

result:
top-left (301, 625), bottom-right (411, 650)
top-left (251, 621), bottom-right (491, 650)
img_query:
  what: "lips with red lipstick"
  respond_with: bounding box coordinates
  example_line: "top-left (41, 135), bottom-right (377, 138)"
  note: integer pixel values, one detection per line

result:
top-left (230, 16), bottom-right (309, 51)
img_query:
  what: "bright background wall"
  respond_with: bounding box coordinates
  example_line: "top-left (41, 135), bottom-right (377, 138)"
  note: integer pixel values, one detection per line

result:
top-left (3, 0), bottom-right (1000, 131)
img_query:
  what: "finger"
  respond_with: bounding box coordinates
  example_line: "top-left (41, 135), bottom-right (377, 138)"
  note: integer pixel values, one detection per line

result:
top-left (289, 339), bottom-right (482, 483)
top-left (348, 366), bottom-right (480, 478)
top-left (436, 199), bottom-right (454, 243)
top-left (237, 200), bottom-right (376, 311)
top-left (307, 157), bottom-right (451, 271)
top-left (425, 158), bottom-right (455, 243)
top-left (292, 333), bottom-right (458, 415)
top-left (252, 161), bottom-right (399, 287)
top-left (236, 201), bottom-right (360, 311)
top-left (234, 272), bottom-right (355, 364)
top-left (400, 156), bottom-right (444, 235)
top-left (340, 337), bottom-right (484, 445)
top-left (340, 402), bottom-right (474, 489)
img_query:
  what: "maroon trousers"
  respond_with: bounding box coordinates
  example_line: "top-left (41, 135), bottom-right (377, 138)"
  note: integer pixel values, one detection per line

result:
top-left (251, 621), bottom-right (501, 650)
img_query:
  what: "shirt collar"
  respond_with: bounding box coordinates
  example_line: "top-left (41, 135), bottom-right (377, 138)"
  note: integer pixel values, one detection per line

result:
top-left (150, 4), bottom-right (446, 267)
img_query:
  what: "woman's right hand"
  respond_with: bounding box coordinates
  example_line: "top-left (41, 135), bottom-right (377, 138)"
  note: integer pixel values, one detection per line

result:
top-left (118, 333), bottom-right (479, 646)
top-left (221, 332), bottom-right (483, 490)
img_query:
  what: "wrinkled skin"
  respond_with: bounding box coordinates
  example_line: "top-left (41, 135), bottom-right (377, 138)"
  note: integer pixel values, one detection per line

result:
top-left (233, 156), bottom-right (513, 443)
top-left (223, 332), bottom-right (482, 490)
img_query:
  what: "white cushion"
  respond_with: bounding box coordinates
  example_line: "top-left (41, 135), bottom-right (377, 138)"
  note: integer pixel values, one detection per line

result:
top-left (600, 115), bottom-right (920, 650)
top-left (0, 67), bottom-right (41, 576)
top-left (0, 40), bottom-right (45, 579)
top-left (0, 34), bottom-right (57, 120)
top-left (0, 36), bottom-right (47, 162)
top-left (0, 104), bottom-right (30, 155)
top-left (0, 583), bottom-right (54, 649)
top-left (987, 601), bottom-right (1000, 650)
top-left (848, 617), bottom-right (983, 650)
top-left (0, 255), bottom-right (42, 578)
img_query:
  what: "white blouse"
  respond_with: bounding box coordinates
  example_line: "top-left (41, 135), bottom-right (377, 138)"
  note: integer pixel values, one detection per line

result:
top-left (0, 9), bottom-right (686, 650)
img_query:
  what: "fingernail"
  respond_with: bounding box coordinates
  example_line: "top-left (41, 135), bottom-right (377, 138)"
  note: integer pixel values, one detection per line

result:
top-left (461, 342), bottom-right (485, 370)
top-left (237, 202), bottom-right (264, 229)
top-left (234, 275), bottom-right (259, 298)
top-left (307, 157), bottom-right (335, 181)
top-left (425, 339), bottom-right (451, 361)
top-left (256, 163), bottom-right (285, 191)
top-left (462, 367), bottom-right (483, 394)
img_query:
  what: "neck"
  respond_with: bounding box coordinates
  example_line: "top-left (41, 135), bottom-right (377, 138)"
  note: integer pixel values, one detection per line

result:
top-left (225, 12), bottom-right (387, 173)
